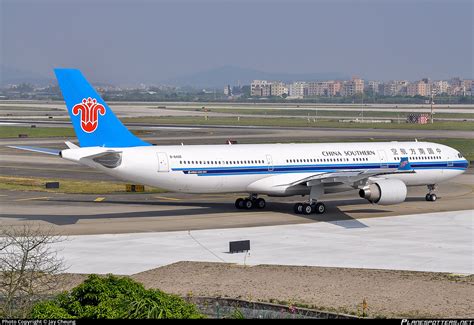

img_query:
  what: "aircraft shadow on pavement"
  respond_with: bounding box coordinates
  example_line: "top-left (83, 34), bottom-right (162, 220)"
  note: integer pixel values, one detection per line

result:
top-left (0, 197), bottom-right (404, 229)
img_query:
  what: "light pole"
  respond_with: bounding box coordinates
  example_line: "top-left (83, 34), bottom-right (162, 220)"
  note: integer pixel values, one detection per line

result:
top-left (430, 89), bottom-right (434, 124)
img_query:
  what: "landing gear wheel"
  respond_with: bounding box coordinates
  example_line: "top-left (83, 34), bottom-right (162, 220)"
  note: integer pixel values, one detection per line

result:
top-left (294, 203), bottom-right (304, 214)
top-left (243, 198), bottom-right (253, 209)
top-left (315, 202), bottom-right (326, 214)
top-left (425, 193), bottom-right (437, 202)
top-left (426, 184), bottom-right (438, 202)
top-left (303, 203), bottom-right (313, 215)
top-left (235, 198), bottom-right (244, 209)
top-left (256, 198), bottom-right (266, 209)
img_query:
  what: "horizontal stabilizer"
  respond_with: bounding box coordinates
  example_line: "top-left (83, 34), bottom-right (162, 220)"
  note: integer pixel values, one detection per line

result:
top-left (65, 141), bottom-right (79, 149)
top-left (8, 145), bottom-right (61, 156)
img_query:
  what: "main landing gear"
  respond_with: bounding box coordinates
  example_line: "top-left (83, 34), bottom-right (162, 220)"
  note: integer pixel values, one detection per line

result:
top-left (425, 184), bottom-right (438, 202)
top-left (235, 194), bottom-right (266, 210)
top-left (293, 201), bottom-right (326, 215)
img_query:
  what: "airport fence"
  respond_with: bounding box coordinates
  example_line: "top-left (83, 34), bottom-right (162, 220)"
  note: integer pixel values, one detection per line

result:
top-left (184, 296), bottom-right (358, 319)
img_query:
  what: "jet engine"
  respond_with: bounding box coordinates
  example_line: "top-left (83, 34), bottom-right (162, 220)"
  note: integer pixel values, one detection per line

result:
top-left (359, 179), bottom-right (407, 205)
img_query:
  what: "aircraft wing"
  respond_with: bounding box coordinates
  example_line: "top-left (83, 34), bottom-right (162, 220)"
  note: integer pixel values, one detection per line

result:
top-left (285, 157), bottom-right (415, 187)
top-left (248, 157), bottom-right (415, 194)
top-left (7, 145), bottom-right (61, 156)
top-left (287, 168), bottom-right (415, 187)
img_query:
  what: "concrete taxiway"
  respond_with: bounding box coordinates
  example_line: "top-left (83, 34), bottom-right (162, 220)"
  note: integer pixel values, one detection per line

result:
top-left (49, 210), bottom-right (473, 275)
top-left (1, 173), bottom-right (472, 235)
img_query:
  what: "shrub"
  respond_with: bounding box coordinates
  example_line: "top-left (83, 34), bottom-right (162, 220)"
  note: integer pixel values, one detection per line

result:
top-left (30, 274), bottom-right (204, 319)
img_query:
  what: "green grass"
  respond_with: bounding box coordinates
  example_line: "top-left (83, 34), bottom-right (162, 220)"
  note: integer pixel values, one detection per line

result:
top-left (0, 176), bottom-right (166, 194)
top-left (433, 139), bottom-right (474, 161)
top-left (161, 106), bottom-right (474, 119)
top-left (0, 126), bottom-right (76, 138)
top-left (122, 116), bottom-right (474, 131)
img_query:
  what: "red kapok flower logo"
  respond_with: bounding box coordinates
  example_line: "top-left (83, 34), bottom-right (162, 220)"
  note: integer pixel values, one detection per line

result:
top-left (72, 97), bottom-right (106, 133)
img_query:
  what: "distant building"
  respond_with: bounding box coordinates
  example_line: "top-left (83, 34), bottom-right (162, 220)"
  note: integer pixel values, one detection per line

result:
top-left (270, 81), bottom-right (288, 97)
top-left (341, 77), bottom-right (364, 96)
top-left (251, 80), bottom-right (271, 97)
top-left (327, 81), bottom-right (341, 97)
top-left (407, 80), bottom-right (431, 97)
top-left (367, 81), bottom-right (381, 94)
top-left (449, 77), bottom-right (462, 87)
top-left (306, 82), bottom-right (329, 97)
top-left (224, 84), bottom-right (232, 96)
top-left (462, 79), bottom-right (472, 96)
top-left (431, 81), bottom-right (449, 95)
top-left (383, 82), bottom-right (397, 96)
top-left (288, 82), bottom-right (306, 99)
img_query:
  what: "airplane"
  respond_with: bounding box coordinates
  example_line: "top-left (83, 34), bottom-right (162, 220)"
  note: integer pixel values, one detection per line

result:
top-left (10, 69), bottom-right (469, 215)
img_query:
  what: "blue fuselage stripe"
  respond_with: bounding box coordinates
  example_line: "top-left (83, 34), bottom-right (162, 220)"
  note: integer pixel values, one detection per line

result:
top-left (172, 160), bottom-right (469, 176)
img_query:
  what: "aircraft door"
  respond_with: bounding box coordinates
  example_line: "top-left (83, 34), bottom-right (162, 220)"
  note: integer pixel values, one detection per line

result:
top-left (157, 152), bottom-right (169, 172)
top-left (266, 154), bottom-right (274, 172)
top-left (377, 149), bottom-right (389, 168)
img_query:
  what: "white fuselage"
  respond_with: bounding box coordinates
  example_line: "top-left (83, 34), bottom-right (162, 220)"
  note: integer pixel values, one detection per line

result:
top-left (61, 141), bottom-right (468, 196)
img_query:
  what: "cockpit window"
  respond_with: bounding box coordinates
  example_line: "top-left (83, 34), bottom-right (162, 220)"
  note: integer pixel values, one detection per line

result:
top-left (457, 153), bottom-right (463, 158)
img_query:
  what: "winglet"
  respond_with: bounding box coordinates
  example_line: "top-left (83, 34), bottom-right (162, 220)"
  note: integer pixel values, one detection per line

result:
top-left (398, 157), bottom-right (412, 170)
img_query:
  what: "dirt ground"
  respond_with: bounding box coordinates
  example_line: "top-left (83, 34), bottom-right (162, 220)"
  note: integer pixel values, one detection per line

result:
top-left (56, 261), bottom-right (473, 318)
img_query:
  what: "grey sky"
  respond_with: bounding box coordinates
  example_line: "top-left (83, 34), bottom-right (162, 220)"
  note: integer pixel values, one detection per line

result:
top-left (1, 0), bottom-right (472, 85)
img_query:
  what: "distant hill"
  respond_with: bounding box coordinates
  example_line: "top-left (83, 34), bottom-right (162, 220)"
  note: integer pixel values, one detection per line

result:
top-left (1, 65), bottom-right (348, 89)
top-left (0, 65), bottom-right (55, 86)
top-left (164, 66), bottom-right (348, 88)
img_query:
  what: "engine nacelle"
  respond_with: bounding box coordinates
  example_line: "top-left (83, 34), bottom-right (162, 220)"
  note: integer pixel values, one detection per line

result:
top-left (359, 179), bottom-right (407, 205)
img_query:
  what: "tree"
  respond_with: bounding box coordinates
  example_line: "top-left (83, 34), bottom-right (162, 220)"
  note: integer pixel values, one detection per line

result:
top-left (30, 274), bottom-right (204, 319)
top-left (0, 223), bottom-right (67, 318)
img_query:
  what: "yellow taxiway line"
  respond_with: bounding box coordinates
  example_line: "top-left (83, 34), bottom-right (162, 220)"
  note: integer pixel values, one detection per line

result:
top-left (15, 196), bottom-right (50, 202)
top-left (154, 196), bottom-right (181, 201)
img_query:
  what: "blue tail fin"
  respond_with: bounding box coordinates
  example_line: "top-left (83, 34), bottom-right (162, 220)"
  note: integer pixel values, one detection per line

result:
top-left (54, 69), bottom-right (150, 148)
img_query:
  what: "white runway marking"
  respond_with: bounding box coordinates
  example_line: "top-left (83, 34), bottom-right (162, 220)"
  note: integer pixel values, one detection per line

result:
top-left (55, 210), bottom-right (474, 275)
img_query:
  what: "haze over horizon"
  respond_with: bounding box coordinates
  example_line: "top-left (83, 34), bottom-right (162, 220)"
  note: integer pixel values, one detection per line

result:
top-left (1, 0), bottom-right (472, 86)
